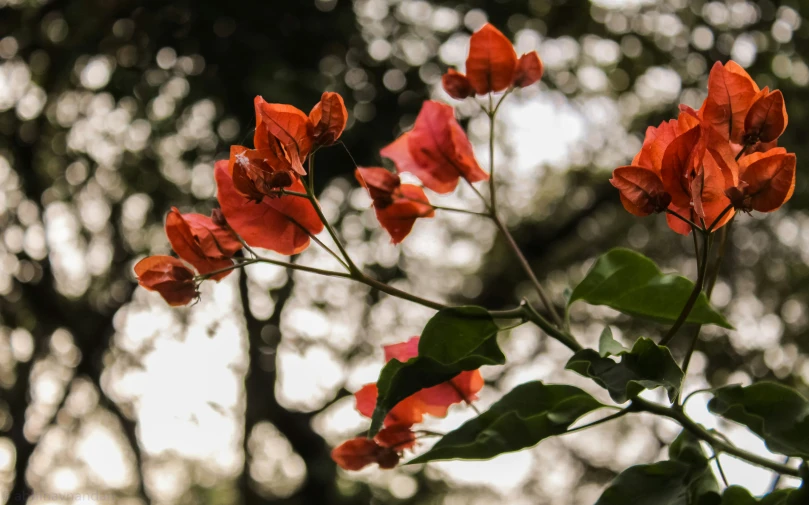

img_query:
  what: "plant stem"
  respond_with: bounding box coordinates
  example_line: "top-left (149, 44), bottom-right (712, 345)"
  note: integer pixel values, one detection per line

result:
top-left (266, 189), bottom-right (310, 199)
top-left (659, 230), bottom-right (712, 346)
top-left (353, 273), bottom-right (446, 311)
top-left (709, 449), bottom-right (730, 487)
top-left (768, 456), bottom-right (791, 491)
top-left (633, 397), bottom-right (801, 478)
top-left (707, 204), bottom-right (734, 232)
top-left (488, 94), bottom-right (498, 212)
top-left (522, 301), bottom-right (582, 352)
top-left (666, 209), bottom-right (704, 232)
top-left (430, 204), bottom-right (490, 217)
top-left (564, 408), bottom-right (630, 434)
top-left (678, 220), bottom-right (732, 406)
top-left (680, 388), bottom-right (715, 407)
top-left (494, 216), bottom-right (565, 327)
top-left (305, 152), bottom-right (360, 274)
top-left (483, 91), bottom-right (564, 327)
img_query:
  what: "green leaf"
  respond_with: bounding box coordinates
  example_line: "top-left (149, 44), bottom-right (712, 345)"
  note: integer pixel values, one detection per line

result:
top-left (407, 382), bottom-right (603, 464)
top-left (720, 487), bottom-right (802, 505)
top-left (761, 489), bottom-right (806, 505)
top-left (569, 248), bottom-right (732, 329)
top-left (595, 430), bottom-right (719, 505)
top-left (707, 382), bottom-right (809, 458)
top-left (598, 326), bottom-right (627, 357)
top-left (566, 337), bottom-right (684, 403)
top-left (369, 306), bottom-right (503, 435)
top-left (720, 487), bottom-right (758, 505)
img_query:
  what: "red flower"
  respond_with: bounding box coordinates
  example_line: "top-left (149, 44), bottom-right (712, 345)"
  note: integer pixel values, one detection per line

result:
top-left (442, 69), bottom-right (476, 100)
top-left (134, 256), bottom-right (198, 306)
top-left (333, 336), bottom-right (482, 471)
top-left (254, 96), bottom-right (314, 176)
top-left (214, 160), bottom-right (323, 255)
top-left (659, 122), bottom-right (738, 235)
top-left (613, 61), bottom-right (795, 233)
top-left (229, 145), bottom-right (296, 203)
top-left (699, 61), bottom-right (788, 152)
top-left (700, 61), bottom-right (760, 145)
top-left (725, 148), bottom-right (796, 213)
top-left (380, 101), bottom-right (488, 194)
top-left (743, 88), bottom-right (787, 145)
top-left (513, 52), bottom-right (544, 88)
top-left (356, 167), bottom-right (434, 244)
top-left (609, 166), bottom-right (671, 217)
top-left (331, 424), bottom-right (416, 471)
top-left (373, 423), bottom-right (416, 451)
top-left (441, 23), bottom-right (543, 98)
top-left (309, 91), bottom-right (348, 146)
top-left (165, 208), bottom-right (242, 280)
top-left (354, 337), bottom-right (483, 428)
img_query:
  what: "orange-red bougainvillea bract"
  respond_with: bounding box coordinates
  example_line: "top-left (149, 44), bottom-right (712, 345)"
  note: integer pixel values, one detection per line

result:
top-left (330, 337), bottom-right (483, 471)
top-left (611, 60), bottom-right (794, 235)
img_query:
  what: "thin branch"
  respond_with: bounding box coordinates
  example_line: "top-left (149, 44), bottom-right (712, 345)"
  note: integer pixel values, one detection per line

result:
top-left (564, 408), bottom-right (630, 434)
top-left (494, 215), bottom-right (566, 327)
top-left (707, 204), bottom-right (734, 232)
top-left (659, 231), bottom-right (712, 346)
top-left (633, 397), bottom-right (800, 478)
top-left (303, 151), bottom-right (360, 273)
top-left (666, 209), bottom-right (704, 232)
top-left (709, 450), bottom-right (731, 488)
top-left (488, 93), bottom-right (498, 212)
top-left (768, 456), bottom-right (791, 492)
top-left (522, 301), bottom-right (582, 352)
top-left (681, 388), bottom-right (715, 407)
top-left (429, 204), bottom-right (490, 217)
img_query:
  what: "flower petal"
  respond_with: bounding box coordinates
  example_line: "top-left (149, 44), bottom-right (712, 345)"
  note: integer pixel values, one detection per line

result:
top-left (610, 166), bottom-right (671, 216)
top-left (441, 69), bottom-right (475, 99)
top-left (165, 208), bottom-right (233, 280)
top-left (743, 89), bottom-right (787, 144)
top-left (309, 91), bottom-right (348, 146)
top-left (134, 256), bottom-right (198, 306)
top-left (701, 61), bottom-right (759, 143)
top-left (513, 51), bottom-right (543, 88)
top-left (465, 23), bottom-right (517, 94)
top-left (215, 161), bottom-right (323, 255)
top-left (374, 184), bottom-right (434, 243)
top-left (381, 101), bottom-right (487, 194)
top-left (254, 97), bottom-right (313, 175)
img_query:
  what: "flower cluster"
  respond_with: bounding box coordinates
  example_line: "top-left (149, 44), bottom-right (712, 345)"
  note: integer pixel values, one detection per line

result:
top-left (611, 61), bottom-right (795, 234)
top-left (135, 93), bottom-right (341, 304)
top-left (441, 23), bottom-right (543, 99)
top-left (331, 337), bottom-right (483, 471)
top-left (135, 22), bottom-right (545, 306)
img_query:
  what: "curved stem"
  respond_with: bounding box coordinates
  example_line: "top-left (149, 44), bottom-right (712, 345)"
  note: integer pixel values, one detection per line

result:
top-left (429, 204), bottom-right (490, 217)
top-left (680, 388), bottom-right (715, 407)
top-left (709, 449), bottom-right (731, 488)
top-left (707, 204), bottom-right (734, 232)
top-left (659, 231), bottom-right (712, 346)
top-left (483, 90), bottom-right (563, 327)
top-left (678, 220), bottom-right (732, 406)
top-left (522, 301), bottom-right (582, 352)
top-left (353, 273), bottom-right (446, 311)
top-left (633, 397), bottom-right (801, 478)
top-left (564, 408), bottom-right (630, 434)
top-left (666, 209), bottom-right (704, 232)
top-left (304, 152), bottom-right (360, 274)
top-left (488, 94), bottom-right (498, 212)
top-left (493, 216), bottom-right (565, 327)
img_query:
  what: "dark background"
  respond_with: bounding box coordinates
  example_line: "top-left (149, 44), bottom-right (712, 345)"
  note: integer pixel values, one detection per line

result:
top-left (1, 0), bottom-right (808, 503)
